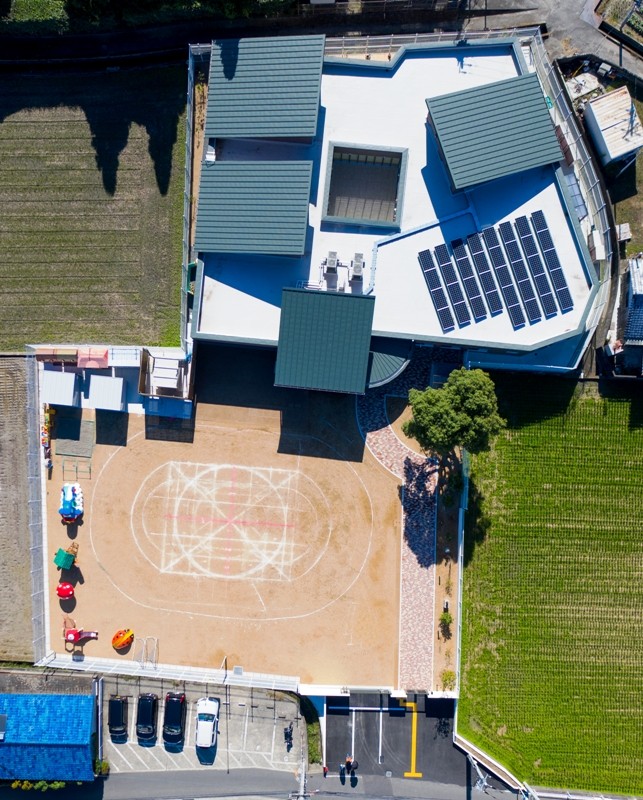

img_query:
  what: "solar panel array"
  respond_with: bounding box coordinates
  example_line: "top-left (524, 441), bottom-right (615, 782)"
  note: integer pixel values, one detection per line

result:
top-left (498, 221), bottom-right (541, 324)
top-left (514, 216), bottom-right (558, 318)
top-left (482, 227), bottom-right (526, 329)
top-left (467, 233), bottom-right (503, 316)
top-left (434, 244), bottom-right (471, 327)
top-left (417, 212), bottom-right (574, 333)
top-left (452, 239), bottom-right (487, 322)
top-left (531, 209), bottom-right (574, 313)
top-left (418, 249), bottom-right (455, 333)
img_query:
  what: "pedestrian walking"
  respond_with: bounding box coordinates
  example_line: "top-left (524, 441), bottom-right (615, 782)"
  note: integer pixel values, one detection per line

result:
top-left (323, 765), bottom-right (328, 778)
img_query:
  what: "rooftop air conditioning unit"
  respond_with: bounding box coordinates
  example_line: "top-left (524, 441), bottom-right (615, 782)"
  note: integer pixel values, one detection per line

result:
top-left (352, 253), bottom-right (364, 279)
top-left (326, 251), bottom-right (338, 272)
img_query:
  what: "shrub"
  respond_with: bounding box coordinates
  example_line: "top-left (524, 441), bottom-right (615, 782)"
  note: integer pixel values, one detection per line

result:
top-left (441, 670), bottom-right (456, 691)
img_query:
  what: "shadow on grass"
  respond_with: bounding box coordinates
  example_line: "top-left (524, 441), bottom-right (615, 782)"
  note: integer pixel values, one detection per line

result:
top-left (490, 372), bottom-right (578, 429)
top-left (463, 476), bottom-right (491, 569)
top-left (0, 66), bottom-right (185, 196)
top-left (597, 378), bottom-right (643, 429)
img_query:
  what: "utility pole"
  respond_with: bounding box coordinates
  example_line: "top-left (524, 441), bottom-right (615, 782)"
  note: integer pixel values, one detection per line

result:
top-left (289, 723), bottom-right (316, 800)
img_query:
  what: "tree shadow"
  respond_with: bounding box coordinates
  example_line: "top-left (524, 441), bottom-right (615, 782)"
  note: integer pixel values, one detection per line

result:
top-left (402, 456), bottom-right (438, 568)
top-left (463, 476), bottom-right (491, 568)
top-left (215, 38), bottom-right (239, 81)
top-left (0, 66), bottom-right (185, 196)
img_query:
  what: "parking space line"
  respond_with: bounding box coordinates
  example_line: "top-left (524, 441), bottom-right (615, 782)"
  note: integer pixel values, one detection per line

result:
top-left (378, 705), bottom-right (383, 764)
top-left (111, 744), bottom-right (134, 770)
top-left (186, 700), bottom-right (195, 748)
top-left (125, 743), bottom-right (150, 769)
top-left (401, 701), bottom-right (423, 778)
top-left (243, 706), bottom-right (249, 749)
top-left (145, 745), bottom-right (167, 769)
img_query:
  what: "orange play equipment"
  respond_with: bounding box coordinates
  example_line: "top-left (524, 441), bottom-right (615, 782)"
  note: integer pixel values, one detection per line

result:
top-left (112, 629), bottom-right (134, 650)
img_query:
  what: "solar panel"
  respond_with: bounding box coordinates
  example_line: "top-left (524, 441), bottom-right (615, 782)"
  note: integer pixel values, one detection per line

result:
top-left (452, 239), bottom-right (486, 322)
top-left (481, 228), bottom-right (525, 329)
top-left (433, 244), bottom-right (471, 328)
top-left (418, 249), bottom-right (455, 333)
top-left (531, 210), bottom-right (574, 314)
top-left (515, 216), bottom-right (558, 319)
top-left (467, 233), bottom-right (503, 316)
top-left (499, 221), bottom-right (541, 325)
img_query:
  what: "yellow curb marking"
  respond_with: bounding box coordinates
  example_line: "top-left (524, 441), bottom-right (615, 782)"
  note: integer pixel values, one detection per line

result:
top-left (402, 701), bottom-right (423, 778)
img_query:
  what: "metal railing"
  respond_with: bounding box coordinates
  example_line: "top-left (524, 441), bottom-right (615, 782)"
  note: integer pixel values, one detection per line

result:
top-left (324, 26), bottom-right (542, 58)
top-left (36, 652), bottom-right (300, 693)
top-left (529, 33), bottom-right (613, 292)
top-left (181, 45), bottom-right (211, 350)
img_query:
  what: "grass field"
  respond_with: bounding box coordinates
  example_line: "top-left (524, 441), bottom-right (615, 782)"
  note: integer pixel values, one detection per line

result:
top-left (459, 376), bottom-right (643, 794)
top-left (0, 66), bottom-right (186, 351)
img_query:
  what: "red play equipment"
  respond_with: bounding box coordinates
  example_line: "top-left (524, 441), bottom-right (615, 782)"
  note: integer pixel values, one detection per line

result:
top-left (56, 582), bottom-right (74, 599)
top-left (64, 628), bottom-right (98, 644)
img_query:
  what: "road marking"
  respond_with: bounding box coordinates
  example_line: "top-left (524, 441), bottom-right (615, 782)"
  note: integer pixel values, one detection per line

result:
top-left (378, 704), bottom-right (383, 764)
top-left (402, 701), bottom-right (423, 778)
top-left (351, 709), bottom-right (355, 756)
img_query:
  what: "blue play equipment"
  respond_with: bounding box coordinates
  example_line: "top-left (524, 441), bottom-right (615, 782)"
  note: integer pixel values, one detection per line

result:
top-left (58, 483), bottom-right (84, 522)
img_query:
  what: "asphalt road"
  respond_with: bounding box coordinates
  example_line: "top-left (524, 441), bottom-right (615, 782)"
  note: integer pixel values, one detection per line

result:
top-left (325, 695), bottom-right (467, 786)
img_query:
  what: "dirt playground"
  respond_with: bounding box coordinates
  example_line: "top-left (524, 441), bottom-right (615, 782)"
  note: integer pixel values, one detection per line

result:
top-left (45, 391), bottom-right (403, 687)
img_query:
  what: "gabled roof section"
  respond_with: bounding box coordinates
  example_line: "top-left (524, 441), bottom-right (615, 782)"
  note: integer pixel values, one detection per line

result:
top-left (275, 289), bottom-right (375, 394)
top-left (194, 161), bottom-right (312, 256)
top-left (426, 73), bottom-right (562, 190)
top-left (206, 35), bottom-right (325, 140)
top-left (0, 694), bottom-right (95, 782)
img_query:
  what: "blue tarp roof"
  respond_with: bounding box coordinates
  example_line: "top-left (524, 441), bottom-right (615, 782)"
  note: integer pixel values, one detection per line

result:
top-left (0, 694), bottom-right (95, 782)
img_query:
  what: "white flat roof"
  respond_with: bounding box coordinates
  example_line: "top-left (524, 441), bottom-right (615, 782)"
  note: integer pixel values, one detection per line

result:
top-left (197, 42), bottom-right (593, 352)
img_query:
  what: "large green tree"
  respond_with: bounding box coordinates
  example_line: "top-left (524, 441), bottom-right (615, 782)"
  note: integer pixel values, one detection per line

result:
top-left (403, 367), bottom-right (505, 457)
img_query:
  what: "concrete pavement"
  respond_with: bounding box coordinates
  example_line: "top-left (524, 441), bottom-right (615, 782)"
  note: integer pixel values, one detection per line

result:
top-left (464, 0), bottom-right (642, 78)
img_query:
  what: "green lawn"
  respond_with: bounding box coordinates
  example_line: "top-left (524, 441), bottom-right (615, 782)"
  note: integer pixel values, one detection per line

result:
top-left (459, 376), bottom-right (643, 794)
top-left (0, 67), bottom-right (186, 351)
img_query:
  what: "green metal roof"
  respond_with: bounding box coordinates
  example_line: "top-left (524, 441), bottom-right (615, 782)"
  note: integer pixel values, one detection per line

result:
top-left (367, 337), bottom-right (412, 388)
top-left (194, 161), bottom-right (312, 256)
top-left (206, 35), bottom-right (325, 140)
top-left (426, 73), bottom-right (562, 190)
top-left (275, 289), bottom-right (375, 394)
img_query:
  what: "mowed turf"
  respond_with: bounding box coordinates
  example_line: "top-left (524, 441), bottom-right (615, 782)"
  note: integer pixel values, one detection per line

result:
top-left (0, 67), bottom-right (186, 350)
top-left (459, 377), bottom-right (643, 794)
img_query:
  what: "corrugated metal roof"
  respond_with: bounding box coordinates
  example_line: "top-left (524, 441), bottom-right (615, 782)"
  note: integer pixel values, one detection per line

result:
top-left (275, 289), bottom-right (375, 394)
top-left (625, 307), bottom-right (643, 345)
top-left (586, 86), bottom-right (643, 161)
top-left (0, 694), bottom-right (95, 782)
top-left (87, 374), bottom-right (124, 411)
top-left (206, 35), bottom-right (325, 140)
top-left (194, 161), bottom-right (312, 256)
top-left (426, 73), bottom-right (562, 190)
top-left (40, 369), bottom-right (78, 407)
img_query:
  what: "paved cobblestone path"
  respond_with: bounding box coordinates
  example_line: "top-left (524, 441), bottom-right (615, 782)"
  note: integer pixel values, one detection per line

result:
top-left (356, 349), bottom-right (440, 689)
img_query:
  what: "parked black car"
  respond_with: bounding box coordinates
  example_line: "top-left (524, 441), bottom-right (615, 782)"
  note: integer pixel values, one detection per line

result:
top-left (162, 692), bottom-right (186, 745)
top-left (136, 693), bottom-right (158, 741)
top-left (108, 696), bottom-right (128, 741)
